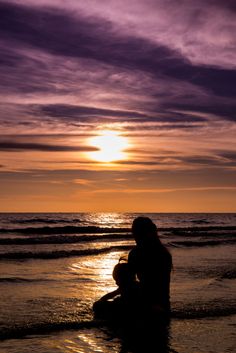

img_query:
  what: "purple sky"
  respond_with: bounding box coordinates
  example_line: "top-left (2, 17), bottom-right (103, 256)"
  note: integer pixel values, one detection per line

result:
top-left (0, 0), bottom-right (236, 211)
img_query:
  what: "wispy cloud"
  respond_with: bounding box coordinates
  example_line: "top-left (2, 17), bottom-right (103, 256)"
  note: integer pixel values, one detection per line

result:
top-left (0, 1), bottom-right (235, 122)
top-left (89, 186), bottom-right (236, 194)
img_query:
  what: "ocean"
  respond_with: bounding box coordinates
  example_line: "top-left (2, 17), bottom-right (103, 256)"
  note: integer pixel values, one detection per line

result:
top-left (0, 213), bottom-right (235, 353)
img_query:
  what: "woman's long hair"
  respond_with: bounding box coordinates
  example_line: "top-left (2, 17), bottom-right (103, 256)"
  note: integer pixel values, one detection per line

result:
top-left (132, 216), bottom-right (172, 266)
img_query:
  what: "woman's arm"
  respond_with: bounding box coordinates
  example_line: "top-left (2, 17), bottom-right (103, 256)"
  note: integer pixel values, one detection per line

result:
top-left (97, 288), bottom-right (120, 302)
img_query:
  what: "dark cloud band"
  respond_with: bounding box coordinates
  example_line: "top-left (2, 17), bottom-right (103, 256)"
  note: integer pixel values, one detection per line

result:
top-left (1, 1), bottom-right (236, 99)
top-left (0, 141), bottom-right (98, 152)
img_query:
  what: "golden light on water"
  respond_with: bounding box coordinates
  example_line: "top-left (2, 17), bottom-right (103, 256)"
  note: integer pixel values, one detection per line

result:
top-left (88, 130), bottom-right (129, 163)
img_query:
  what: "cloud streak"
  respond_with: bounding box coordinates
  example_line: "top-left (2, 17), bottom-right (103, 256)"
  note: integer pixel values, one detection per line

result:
top-left (0, 141), bottom-right (98, 152)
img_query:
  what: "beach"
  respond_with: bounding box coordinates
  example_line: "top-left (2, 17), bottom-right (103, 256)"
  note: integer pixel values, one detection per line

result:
top-left (0, 213), bottom-right (236, 353)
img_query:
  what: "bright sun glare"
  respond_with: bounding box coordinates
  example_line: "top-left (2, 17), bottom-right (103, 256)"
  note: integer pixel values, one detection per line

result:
top-left (88, 130), bottom-right (128, 162)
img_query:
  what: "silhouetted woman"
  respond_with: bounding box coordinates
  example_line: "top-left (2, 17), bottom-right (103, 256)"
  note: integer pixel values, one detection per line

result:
top-left (128, 217), bottom-right (172, 316)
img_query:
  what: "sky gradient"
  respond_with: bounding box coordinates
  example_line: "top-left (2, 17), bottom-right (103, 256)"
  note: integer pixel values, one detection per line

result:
top-left (0, 0), bottom-right (236, 212)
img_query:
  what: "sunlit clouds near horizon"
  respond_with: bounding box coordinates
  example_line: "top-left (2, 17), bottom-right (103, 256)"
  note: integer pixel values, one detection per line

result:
top-left (0, 0), bottom-right (236, 212)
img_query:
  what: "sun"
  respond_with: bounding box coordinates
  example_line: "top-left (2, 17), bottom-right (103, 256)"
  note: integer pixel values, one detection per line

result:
top-left (88, 130), bottom-right (128, 162)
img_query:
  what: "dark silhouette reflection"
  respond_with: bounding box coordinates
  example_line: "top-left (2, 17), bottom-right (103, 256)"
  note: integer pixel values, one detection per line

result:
top-left (103, 316), bottom-right (172, 353)
top-left (119, 325), bottom-right (171, 353)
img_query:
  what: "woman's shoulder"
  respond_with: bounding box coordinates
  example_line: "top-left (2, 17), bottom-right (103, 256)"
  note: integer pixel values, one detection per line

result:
top-left (128, 246), bottom-right (143, 266)
top-left (129, 245), bottom-right (138, 255)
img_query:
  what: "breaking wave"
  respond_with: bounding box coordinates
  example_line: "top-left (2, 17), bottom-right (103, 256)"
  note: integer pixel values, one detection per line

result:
top-left (0, 233), bottom-right (132, 245)
top-left (0, 225), bottom-right (130, 235)
top-left (170, 238), bottom-right (236, 248)
top-left (1, 305), bottom-right (236, 341)
top-left (0, 245), bottom-right (132, 260)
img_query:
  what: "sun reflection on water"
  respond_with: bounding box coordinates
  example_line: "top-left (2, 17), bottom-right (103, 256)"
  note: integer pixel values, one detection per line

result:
top-left (86, 212), bottom-right (130, 228)
top-left (61, 329), bottom-right (121, 353)
top-left (69, 252), bottom-right (124, 301)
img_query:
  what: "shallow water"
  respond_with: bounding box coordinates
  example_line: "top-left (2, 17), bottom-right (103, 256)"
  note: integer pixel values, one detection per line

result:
top-left (0, 213), bottom-right (236, 352)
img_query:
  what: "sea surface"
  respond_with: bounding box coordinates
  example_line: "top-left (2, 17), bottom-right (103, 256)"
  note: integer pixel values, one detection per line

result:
top-left (0, 213), bottom-right (235, 353)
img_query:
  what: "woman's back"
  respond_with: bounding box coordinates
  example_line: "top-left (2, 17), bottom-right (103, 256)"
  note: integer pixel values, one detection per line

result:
top-left (129, 217), bottom-right (172, 312)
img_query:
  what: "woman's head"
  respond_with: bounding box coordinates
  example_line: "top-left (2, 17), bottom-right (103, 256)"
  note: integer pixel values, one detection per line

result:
top-left (132, 217), bottom-right (158, 246)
